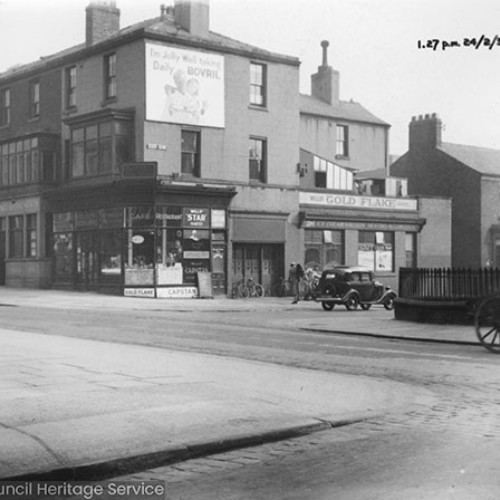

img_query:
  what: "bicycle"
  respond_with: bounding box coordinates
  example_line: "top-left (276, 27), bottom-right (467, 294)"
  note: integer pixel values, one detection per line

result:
top-left (272, 277), bottom-right (291, 297)
top-left (236, 277), bottom-right (265, 298)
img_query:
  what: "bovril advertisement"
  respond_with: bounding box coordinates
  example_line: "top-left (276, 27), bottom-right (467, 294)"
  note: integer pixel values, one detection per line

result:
top-left (146, 43), bottom-right (225, 127)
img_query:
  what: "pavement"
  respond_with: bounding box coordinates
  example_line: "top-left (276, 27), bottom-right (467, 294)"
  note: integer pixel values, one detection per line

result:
top-left (0, 288), bottom-right (479, 481)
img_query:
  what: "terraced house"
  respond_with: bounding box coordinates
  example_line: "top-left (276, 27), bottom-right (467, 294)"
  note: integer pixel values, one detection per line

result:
top-left (0, 0), bottom-right (449, 297)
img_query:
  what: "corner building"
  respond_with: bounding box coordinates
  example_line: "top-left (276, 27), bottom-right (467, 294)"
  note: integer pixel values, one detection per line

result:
top-left (0, 0), bottom-right (300, 296)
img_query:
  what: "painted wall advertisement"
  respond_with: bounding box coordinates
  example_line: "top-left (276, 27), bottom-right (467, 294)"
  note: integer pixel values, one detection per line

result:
top-left (146, 43), bottom-right (225, 127)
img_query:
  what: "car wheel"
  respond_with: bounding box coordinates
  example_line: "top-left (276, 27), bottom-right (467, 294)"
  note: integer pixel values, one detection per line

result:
top-left (345, 295), bottom-right (359, 311)
top-left (321, 301), bottom-right (335, 311)
top-left (360, 303), bottom-right (371, 311)
top-left (384, 294), bottom-right (395, 310)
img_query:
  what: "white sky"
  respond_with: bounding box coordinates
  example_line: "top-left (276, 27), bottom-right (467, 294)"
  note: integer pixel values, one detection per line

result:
top-left (1, 0), bottom-right (499, 155)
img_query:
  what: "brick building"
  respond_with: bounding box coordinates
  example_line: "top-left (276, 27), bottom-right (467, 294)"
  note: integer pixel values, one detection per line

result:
top-left (391, 113), bottom-right (500, 268)
top-left (0, 0), bottom-right (450, 297)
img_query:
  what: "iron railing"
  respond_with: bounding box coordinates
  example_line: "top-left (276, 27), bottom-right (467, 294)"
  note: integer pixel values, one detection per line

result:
top-left (399, 267), bottom-right (500, 301)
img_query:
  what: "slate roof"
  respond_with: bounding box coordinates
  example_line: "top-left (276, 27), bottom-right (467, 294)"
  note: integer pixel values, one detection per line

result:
top-left (0, 14), bottom-right (299, 80)
top-left (439, 142), bottom-right (500, 176)
top-left (299, 94), bottom-right (389, 127)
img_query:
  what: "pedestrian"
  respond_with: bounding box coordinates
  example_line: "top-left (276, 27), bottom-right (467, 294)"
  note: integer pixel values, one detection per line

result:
top-left (292, 263), bottom-right (305, 304)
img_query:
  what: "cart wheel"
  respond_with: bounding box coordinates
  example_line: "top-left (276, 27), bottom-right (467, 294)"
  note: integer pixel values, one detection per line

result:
top-left (321, 301), bottom-right (335, 311)
top-left (383, 294), bottom-right (396, 311)
top-left (475, 297), bottom-right (500, 353)
top-left (360, 303), bottom-right (371, 311)
top-left (345, 295), bottom-right (359, 311)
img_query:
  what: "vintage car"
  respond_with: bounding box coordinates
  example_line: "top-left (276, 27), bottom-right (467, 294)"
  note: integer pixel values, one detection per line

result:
top-left (315, 266), bottom-right (396, 311)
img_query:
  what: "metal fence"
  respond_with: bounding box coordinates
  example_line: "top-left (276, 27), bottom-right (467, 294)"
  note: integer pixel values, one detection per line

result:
top-left (399, 267), bottom-right (500, 301)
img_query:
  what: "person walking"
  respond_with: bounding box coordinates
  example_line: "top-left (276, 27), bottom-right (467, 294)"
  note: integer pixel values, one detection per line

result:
top-left (292, 263), bottom-right (305, 304)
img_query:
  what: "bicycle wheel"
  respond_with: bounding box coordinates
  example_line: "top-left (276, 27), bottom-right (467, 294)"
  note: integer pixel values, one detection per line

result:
top-left (237, 283), bottom-right (250, 299)
top-left (254, 284), bottom-right (265, 298)
top-left (475, 297), bottom-right (500, 353)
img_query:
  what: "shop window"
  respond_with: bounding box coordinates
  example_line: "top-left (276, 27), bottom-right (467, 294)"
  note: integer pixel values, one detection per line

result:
top-left (29, 80), bottom-right (40, 119)
top-left (358, 231), bottom-right (394, 272)
top-left (250, 62), bottom-right (266, 107)
top-left (0, 88), bottom-right (10, 127)
top-left (181, 130), bottom-right (200, 177)
top-left (104, 53), bottom-right (117, 100)
top-left (65, 66), bottom-right (77, 109)
top-left (249, 137), bottom-right (267, 183)
top-left (405, 232), bottom-right (416, 268)
top-left (100, 230), bottom-right (122, 278)
top-left (25, 214), bottom-right (37, 258)
top-left (336, 125), bottom-right (348, 157)
top-left (8, 215), bottom-right (24, 258)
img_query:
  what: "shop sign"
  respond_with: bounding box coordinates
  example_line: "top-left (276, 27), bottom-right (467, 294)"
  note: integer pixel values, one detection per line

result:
top-left (131, 235), bottom-right (145, 244)
top-left (183, 208), bottom-right (209, 228)
top-left (156, 287), bottom-right (198, 299)
top-left (211, 209), bottom-right (226, 228)
top-left (303, 220), bottom-right (421, 232)
top-left (124, 288), bottom-right (155, 298)
top-left (300, 192), bottom-right (418, 211)
top-left (183, 251), bottom-right (210, 259)
top-left (0, 197), bottom-right (40, 214)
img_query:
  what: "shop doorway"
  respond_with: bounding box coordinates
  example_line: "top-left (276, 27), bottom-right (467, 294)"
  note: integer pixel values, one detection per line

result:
top-left (0, 217), bottom-right (5, 285)
top-left (232, 243), bottom-right (283, 296)
top-left (75, 232), bottom-right (99, 289)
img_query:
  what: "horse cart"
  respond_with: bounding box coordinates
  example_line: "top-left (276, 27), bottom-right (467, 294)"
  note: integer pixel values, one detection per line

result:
top-left (474, 295), bottom-right (500, 353)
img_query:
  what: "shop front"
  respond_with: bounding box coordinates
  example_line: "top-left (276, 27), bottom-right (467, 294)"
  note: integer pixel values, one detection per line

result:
top-left (49, 181), bottom-right (235, 297)
top-left (299, 191), bottom-right (425, 290)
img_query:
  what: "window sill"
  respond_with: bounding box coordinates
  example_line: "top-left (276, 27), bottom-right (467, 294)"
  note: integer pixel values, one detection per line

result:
top-left (101, 97), bottom-right (117, 106)
top-left (27, 116), bottom-right (40, 123)
top-left (248, 104), bottom-right (268, 112)
top-left (63, 106), bottom-right (78, 116)
top-left (0, 123), bottom-right (10, 130)
top-left (335, 154), bottom-right (350, 160)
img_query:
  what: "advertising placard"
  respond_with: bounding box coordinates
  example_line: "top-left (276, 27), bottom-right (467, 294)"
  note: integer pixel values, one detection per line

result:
top-left (146, 43), bottom-right (225, 127)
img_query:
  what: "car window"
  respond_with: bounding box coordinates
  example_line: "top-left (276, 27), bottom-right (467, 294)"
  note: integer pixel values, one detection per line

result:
top-left (360, 272), bottom-right (371, 282)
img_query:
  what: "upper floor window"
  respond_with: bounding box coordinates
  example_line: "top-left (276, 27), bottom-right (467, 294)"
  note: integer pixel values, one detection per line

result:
top-left (250, 63), bottom-right (266, 107)
top-left (181, 130), bottom-right (200, 177)
top-left (29, 80), bottom-right (40, 119)
top-left (70, 119), bottom-right (132, 178)
top-left (104, 53), bottom-right (117, 100)
top-left (0, 88), bottom-right (10, 127)
top-left (65, 66), bottom-right (77, 109)
top-left (313, 154), bottom-right (353, 190)
top-left (336, 124), bottom-right (348, 157)
top-left (0, 137), bottom-right (51, 188)
top-left (249, 137), bottom-right (267, 183)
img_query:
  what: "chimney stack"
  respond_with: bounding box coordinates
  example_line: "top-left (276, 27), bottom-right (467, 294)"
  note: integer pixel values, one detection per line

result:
top-left (311, 40), bottom-right (340, 106)
top-left (409, 113), bottom-right (442, 151)
top-left (86, 1), bottom-right (120, 47)
top-left (174, 0), bottom-right (209, 37)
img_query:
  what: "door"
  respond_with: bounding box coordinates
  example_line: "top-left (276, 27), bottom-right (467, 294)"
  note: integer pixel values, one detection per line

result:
top-left (0, 218), bottom-right (5, 286)
top-left (75, 231), bottom-right (99, 289)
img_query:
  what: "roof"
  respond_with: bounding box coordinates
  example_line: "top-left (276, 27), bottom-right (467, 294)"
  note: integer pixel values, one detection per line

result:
top-left (0, 14), bottom-right (299, 81)
top-left (438, 142), bottom-right (500, 176)
top-left (299, 94), bottom-right (389, 127)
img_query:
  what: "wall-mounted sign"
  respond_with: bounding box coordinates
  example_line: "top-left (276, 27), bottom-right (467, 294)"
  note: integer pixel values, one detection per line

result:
top-left (131, 235), bottom-right (145, 244)
top-left (183, 208), bottom-right (209, 228)
top-left (211, 209), bottom-right (226, 228)
top-left (156, 287), bottom-right (198, 299)
top-left (124, 288), bottom-right (155, 298)
top-left (146, 43), bottom-right (225, 128)
top-left (299, 192), bottom-right (418, 211)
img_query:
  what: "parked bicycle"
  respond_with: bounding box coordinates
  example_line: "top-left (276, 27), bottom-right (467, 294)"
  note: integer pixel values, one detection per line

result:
top-left (272, 277), bottom-right (291, 297)
top-left (235, 277), bottom-right (265, 298)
